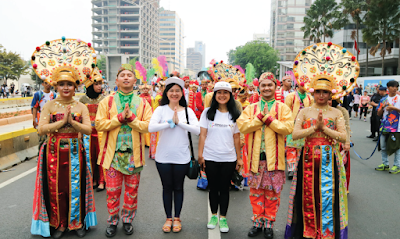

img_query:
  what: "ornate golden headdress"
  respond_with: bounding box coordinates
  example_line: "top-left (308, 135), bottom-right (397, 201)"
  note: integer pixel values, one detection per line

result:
top-left (31, 38), bottom-right (96, 87)
top-left (207, 61), bottom-right (246, 83)
top-left (293, 42), bottom-right (360, 100)
top-left (82, 67), bottom-right (104, 88)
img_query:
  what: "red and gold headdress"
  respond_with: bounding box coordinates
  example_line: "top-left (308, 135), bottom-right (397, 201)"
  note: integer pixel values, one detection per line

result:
top-left (293, 42), bottom-right (360, 99)
top-left (82, 67), bottom-right (104, 88)
top-left (31, 38), bottom-right (96, 87)
top-left (259, 72), bottom-right (277, 85)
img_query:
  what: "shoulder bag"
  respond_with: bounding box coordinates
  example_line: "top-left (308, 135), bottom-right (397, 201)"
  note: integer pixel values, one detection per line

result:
top-left (185, 107), bottom-right (199, 179)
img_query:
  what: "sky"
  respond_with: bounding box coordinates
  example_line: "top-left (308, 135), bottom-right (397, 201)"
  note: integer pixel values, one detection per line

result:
top-left (0, 0), bottom-right (270, 66)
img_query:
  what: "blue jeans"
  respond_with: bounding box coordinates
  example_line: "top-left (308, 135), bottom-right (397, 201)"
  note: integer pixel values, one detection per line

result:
top-left (380, 134), bottom-right (400, 167)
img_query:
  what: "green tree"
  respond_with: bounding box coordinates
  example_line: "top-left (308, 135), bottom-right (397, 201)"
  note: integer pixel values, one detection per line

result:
top-left (362, 0), bottom-right (400, 76)
top-left (342, 0), bottom-right (368, 61)
top-left (301, 0), bottom-right (347, 42)
top-left (30, 68), bottom-right (41, 88)
top-left (96, 54), bottom-right (107, 79)
top-left (0, 45), bottom-right (29, 82)
top-left (227, 41), bottom-right (279, 78)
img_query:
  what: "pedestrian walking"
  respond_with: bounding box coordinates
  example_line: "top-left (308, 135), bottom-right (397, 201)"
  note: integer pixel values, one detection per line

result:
top-left (347, 91), bottom-right (354, 118)
top-left (148, 77), bottom-right (200, 233)
top-left (95, 63), bottom-right (152, 237)
top-left (359, 90), bottom-right (370, 121)
top-left (31, 39), bottom-right (97, 239)
top-left (375, 80), bottom-right (400, 174)
top-left (197, 82), bottom-right (242, 233)
top-left (353, 89), bottom-right (361, 118)
top-left (237, 72), bottom-right (294, 239)
top-left (368, 86), bottom-right (387, 141)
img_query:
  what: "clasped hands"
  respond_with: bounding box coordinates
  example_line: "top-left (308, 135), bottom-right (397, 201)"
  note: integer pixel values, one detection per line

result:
top-left (315, 110), bottom-right (325, 131)
top-left (62, 105), bottom-right (75, 125)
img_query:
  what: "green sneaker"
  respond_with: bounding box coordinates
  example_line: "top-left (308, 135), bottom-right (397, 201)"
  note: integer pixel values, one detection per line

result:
top-left (207, 215), bottom-right (218, 229)
top-left (219, 218), bottom-right (229, 233)
top-left (389, 166), bottom-right (400, 174)
top-left (375, 164), bottom-right (389, 171)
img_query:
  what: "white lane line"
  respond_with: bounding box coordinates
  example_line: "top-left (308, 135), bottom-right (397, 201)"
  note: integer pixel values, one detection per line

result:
top-left (0, 167), bottom-right (36, 189)
top-left (208, 192), bottom-right (221, 239)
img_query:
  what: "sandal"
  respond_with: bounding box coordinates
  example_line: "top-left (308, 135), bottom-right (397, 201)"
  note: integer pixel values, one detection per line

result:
top-left (172, 218), bottom-right (182, 233)
top-left (162, 218), bottom-right (173, 233)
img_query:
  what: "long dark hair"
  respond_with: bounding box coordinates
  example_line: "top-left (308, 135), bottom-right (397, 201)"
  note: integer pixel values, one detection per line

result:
top-left (86, 84), bottom-right (101, 99)
top-left (207, 91), bottom-right (240, 122)
top-left (159, 83), bottom-right (187, 107)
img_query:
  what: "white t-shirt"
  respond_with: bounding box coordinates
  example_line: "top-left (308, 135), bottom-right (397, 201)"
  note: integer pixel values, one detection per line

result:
top-left (199, 108), bottom-right (240, 162)
top-left (40, 92), bottom-right (52, 111)
top-left (148, 105), bottom-right (200, 164)
top-left (184, 87), bottom-right (189, 103)
top-left (5, 86), bottom-right (9, 93)
top-left (353, 94), bottom-right (361, 104)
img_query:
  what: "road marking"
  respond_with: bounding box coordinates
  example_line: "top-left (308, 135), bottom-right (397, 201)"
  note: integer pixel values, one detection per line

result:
top-left (208, 192), bottom-right (221, 239)
top-left (0, 167), bottom-right (36, 189)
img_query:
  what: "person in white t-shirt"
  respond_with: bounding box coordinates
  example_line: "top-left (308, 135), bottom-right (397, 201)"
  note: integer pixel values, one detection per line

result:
top-left (198, 82), bottom-right (243, 233)
top-left (148, 77), bottom-right (200, 233)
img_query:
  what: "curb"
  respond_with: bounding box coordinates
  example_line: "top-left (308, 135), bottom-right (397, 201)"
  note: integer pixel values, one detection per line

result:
top-left (0, 146), bottom-right (38, 171)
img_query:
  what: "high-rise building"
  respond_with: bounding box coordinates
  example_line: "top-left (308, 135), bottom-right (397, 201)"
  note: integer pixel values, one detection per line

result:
top-left (327, 21), bottom-right (399, 76)
top-left (91, 0), bottom-right (160, 84)
top-left (186, 48), bottom-right (202, 74)
top-left (159, 9), bottom-right (184, 72)
top-left (253, 32), bottom-right (270, 44)
top-left (270, 0), bottom-right (312, 61)
top-left (194, 41), bottom-right (206, 68)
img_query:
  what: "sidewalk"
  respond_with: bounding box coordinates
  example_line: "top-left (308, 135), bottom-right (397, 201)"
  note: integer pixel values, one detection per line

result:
top-left (0, 120), bottom-right (33, 135)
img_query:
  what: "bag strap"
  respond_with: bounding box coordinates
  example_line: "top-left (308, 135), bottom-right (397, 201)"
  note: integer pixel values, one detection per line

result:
top-left (185, 107), bottom-right (195, 160)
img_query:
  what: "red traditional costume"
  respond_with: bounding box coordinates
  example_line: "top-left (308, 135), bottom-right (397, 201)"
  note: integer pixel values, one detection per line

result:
top-left (285, 42), bottom-right (355, 239)
top-left (31, 39), bottom-right (97, 237)
top-left (188, 79), bottom-right (204, 119)
top-left (80, 67), bottom-right (106, 189)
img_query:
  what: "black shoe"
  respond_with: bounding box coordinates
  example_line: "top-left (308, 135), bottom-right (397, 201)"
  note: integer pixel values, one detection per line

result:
top-left (373, 137), bottom-right (379, 141)
top-left (105, 225), bottom-right (117, 238)
top-left (123, 223), bottom-right (134, 235)
top-left (96, 187), bottom-right (105, 192)
top-left (264, 228), bottom-right (274, 239)
top-left (248, 227), bottom-right (262, 237)
top-left (288, 171), bottom-right (294, 180)
top-left (52, 230), bottom-right (65, 239)
top-left (76, 227), bottom-right (86, 238)
top-left (367, 134), bottom-right (375, 138)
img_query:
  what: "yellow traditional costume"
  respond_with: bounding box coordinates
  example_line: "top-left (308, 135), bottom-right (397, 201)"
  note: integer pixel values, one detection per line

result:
top-left (95, 64), bottom-right (152, 227)
top-left (285, 42), bottom-right (359, 239)
top-left (237, 72), bottom-right (294, 231)
top-left (284, 76), bottom-right (314, 177)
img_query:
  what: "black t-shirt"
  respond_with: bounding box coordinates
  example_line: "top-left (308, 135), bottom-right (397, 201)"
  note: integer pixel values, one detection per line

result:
top-left (370, 93), bottom-right (382, 110)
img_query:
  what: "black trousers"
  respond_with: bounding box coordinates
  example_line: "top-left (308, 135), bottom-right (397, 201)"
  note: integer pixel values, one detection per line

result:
top-left (370, 109), bottom-right (380, 136)
top-left (156, 162), bottom-right (189, 218)
top-left (360, 106), bottom-right (368, 118)
top-left (205, 160), bottom-right (236, 216)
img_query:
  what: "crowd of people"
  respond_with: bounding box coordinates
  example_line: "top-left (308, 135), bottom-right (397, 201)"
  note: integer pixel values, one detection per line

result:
top-left (28, 39), bottom-right (400, 239)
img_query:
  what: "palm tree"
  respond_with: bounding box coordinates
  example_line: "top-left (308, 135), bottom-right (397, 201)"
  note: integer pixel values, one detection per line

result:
top-left (342, 0), bottom-right (368, 61)
top-left (362, 0), bottom-right (400, 76)
top-left (301, 0), bottom-right (347, 43)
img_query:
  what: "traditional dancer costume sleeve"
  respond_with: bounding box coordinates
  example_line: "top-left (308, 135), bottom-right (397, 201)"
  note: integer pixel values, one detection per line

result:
top-left (285, 88), bottom-right (314, 174)
top-left (31, 38), bottom-right (97, 237)
top-left (95, 64), bottom-right (152, 225)
top-left (285, 42), bottom-right (359, 239)
top-left (237, 72), bottom-right (294, 229)
top-left (80, 68), bottom-right (106, 187)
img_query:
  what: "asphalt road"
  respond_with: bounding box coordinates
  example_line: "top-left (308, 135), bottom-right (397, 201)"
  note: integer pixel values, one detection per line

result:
top-left (1, 116), bottom-right (400, 239)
